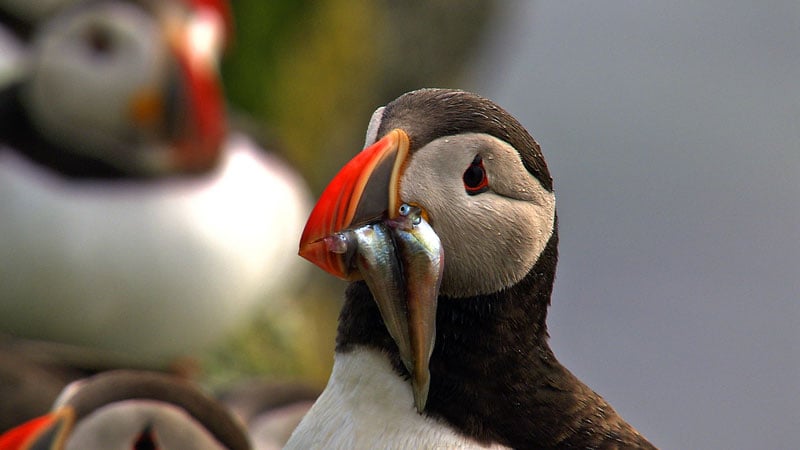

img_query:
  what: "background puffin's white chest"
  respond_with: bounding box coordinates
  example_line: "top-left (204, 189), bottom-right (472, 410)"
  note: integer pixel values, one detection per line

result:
top-left (286, 348), bottom-right (510, 450)
top-left (0, 133), bottom-right (310, 365)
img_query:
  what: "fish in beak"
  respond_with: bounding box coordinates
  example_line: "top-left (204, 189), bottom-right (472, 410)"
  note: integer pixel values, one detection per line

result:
top-left (299, 130), bottom-right (443, 412)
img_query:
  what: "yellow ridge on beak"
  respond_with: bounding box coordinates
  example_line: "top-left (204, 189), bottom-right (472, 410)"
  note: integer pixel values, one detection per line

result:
top-left (299, 129), bottom-right (410, 279)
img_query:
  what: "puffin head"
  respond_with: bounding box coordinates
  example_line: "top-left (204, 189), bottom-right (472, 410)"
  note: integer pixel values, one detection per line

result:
top-left (0, 370), bottom-right (250, 450)
top-left (299, 88), bottom-right (556, 411)
top-left (17, 0), bottom-right (227, 175)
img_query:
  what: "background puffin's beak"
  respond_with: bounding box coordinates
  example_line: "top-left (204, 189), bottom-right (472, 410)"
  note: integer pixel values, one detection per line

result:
top-left (188, 0), bottom-right (234, 55)
top-left (0, 408), bottom-right (73, 450)
top-left (168, 41), bottom-right (225, 173)
top-left (298, 129), bottom-right (410, 279)
top-left (128, 7), bottom-right (226, 174)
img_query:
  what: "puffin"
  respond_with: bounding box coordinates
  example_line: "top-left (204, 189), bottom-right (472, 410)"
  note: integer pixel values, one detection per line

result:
top-left (287, 88), bottom-right (656, 449)
top-left (0, 370), bottom-right (251, 450)
top-left (0, 0), bottom-right (310, 367)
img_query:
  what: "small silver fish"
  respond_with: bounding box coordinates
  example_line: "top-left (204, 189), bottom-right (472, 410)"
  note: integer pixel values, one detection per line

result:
top-left (386, 204), bottom-right (443, 412)
top-left (324, 204), bottom-right (443, 412)
top-left (328, 222), bottom-right (413, 373)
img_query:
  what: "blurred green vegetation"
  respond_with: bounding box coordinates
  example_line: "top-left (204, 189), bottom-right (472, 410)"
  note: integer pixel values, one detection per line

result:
top-left (203, 0), bottom-right (500, 388)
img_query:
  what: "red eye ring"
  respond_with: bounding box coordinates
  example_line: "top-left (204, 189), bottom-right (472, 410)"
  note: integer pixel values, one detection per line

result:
top-left (463, 155), bottom-right (489, 195)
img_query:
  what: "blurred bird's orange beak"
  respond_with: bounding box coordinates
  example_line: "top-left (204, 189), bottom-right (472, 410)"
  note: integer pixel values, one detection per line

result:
top-left (298, 129), bottom-right (410, 279)
top-left (169, 42), bottom-right (226, 173)
top-left (186, 0), bottom-right (234, 52)
top-left (128, 2), bottom-right (226, 174)
top-left (0, 408), bottom-right (73, 450)
top-left (166, 2), bottom-right (228, 174)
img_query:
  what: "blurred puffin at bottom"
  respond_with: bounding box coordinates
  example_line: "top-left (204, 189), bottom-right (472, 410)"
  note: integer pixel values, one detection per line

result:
top-left (0, 370), bottom-right (253, 450)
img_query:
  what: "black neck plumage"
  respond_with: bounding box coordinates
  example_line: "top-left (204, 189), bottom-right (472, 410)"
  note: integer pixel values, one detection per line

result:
top-left (0, 9), bottom-right (33, 42)
top-left (336, 228), bottom-right (655, 448)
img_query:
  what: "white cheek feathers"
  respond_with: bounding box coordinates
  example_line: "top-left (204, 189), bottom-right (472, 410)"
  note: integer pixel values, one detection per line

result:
top-left (400, 133), bottom-right (556, 298)
top-left (363, 107), bottom-right (385, 149)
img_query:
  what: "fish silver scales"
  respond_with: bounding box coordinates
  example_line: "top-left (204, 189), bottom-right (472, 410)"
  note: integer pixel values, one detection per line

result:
top-left (324, 204), bottom-right (443, 412)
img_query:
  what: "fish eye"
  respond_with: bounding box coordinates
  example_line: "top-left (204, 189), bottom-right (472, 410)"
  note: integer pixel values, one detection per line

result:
top-left (398, 204), bottom-right (422, 226)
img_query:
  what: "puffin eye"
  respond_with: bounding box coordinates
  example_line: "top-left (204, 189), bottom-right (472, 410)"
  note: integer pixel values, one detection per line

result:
top-left (463, 155), bottom-right (489, 195)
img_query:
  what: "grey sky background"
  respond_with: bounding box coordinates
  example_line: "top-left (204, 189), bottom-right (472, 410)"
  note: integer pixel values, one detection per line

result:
top-left (469, 2), bottom-right (799, 448)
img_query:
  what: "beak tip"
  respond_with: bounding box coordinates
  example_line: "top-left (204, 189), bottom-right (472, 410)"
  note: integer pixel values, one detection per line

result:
top-left (298, 237), bottom-right (354, 281)
top-left (412, 378), bottom-right (430, 413)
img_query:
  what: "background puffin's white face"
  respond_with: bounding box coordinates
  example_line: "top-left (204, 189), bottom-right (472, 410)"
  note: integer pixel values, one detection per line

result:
top-left (399, 133), bottom-right (556, 298)
top-left (24, 2), bottom-right (170, 169)
top-left (66, 401), bottom-right (228, 450)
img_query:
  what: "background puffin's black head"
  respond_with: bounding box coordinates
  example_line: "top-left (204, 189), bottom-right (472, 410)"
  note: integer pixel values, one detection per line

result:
top-left (376, 88), bottom-right (553, 192)
top-left (62, 371), bottom-right (251, 450)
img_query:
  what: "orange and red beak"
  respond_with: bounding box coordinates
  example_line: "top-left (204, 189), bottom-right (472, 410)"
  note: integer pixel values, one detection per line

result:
top-left (165, 1), bottom-right (227, 174)
top-left (298, 129), bottom-right (443, 412)
top-left (168, 40), bottom-right (225, 173)
top-left (128, 0), bottom-right (226, 175)
top-left (0, 408), bottom-right (73, 450)
top-left (299, 129), bottom-right (410, 279)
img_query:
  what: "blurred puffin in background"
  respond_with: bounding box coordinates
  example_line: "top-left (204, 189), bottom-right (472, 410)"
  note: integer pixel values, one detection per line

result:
top-left (0, 0), bottom-right (310, 370)
top-left (0, 370), bottom-right (251, 450)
